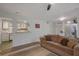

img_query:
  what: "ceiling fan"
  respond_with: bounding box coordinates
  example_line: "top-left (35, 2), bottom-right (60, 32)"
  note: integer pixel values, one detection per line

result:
top-left (47, 4), bottom-right (51, 11)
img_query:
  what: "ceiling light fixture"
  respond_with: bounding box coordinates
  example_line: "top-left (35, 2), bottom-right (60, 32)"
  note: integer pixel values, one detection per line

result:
top-left (59, 17), bottom-right (66, 21)
top-left (67, 21), bottom-right (71, 24)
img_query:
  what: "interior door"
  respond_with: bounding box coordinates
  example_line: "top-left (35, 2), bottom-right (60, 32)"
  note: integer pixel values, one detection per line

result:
top-left (65, 24), bottom-right (77, 38)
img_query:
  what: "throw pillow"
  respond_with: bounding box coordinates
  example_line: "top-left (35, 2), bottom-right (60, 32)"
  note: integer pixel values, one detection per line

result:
top-left (61, 38), bottom-right (69, 46)
top-left (67, 39), bottom-right (78, 49)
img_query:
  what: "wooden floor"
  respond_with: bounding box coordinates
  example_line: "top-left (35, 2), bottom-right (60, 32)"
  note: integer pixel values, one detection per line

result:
top-left (0, 41), bottom-right (12, 50)
top-left (1, 44), bottom-right (57, 56)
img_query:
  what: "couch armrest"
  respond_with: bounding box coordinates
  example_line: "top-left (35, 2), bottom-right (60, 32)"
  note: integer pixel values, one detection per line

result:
top-left (74, 44), bottom-right (79, 56)
top-left (40, 37), bottom-right (47, 43)
top-left (40, 37), bottom-right (47, 46)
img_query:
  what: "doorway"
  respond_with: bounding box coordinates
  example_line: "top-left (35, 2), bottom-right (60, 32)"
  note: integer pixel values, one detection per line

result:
top-left (64, 23), bottom-right (77, 38)
top-left (0, 17), bottom-right (13, 50)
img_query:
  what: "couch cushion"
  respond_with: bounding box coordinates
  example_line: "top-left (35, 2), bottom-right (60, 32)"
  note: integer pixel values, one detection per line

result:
top-left (57, 36), bottom-right (65, 43)
top-left (47, 41), bottom-right (73, 55)
top-left (67, 39), bottom-right (78, 49)
top-left (51, 35), bottom-right (64, 43)
top-left (60, 38), bottom-right (69, 46)
top-left (45, 35), bottom-right (53, 41)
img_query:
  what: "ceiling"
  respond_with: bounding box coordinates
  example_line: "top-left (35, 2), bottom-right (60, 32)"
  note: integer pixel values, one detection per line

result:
top-left (0, 3), bottom-right (79, 22)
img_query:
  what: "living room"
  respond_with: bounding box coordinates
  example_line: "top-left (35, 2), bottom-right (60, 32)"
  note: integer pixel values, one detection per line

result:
top-left (0, 3), bottom-right (79, 56)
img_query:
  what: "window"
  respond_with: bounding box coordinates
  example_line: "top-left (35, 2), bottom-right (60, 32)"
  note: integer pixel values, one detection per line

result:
top-left (2, 21), bottom-right (13, 33)
top-left (2, 21), bottom-right (9, 30)
top-left (17, 21), bottom-right (29, 32)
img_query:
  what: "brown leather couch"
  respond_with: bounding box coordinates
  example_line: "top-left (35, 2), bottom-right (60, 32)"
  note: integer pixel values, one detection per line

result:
top-left (40, 35), bottom-right (79, 56)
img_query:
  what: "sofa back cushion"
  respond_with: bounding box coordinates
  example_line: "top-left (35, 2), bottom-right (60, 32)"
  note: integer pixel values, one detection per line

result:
top-left (60, 38), bottom-right (69, 46)
top-left (51, 35), bottom-right (64, 43)
top-left (45, 35), bottom-right (53, 41)
top-left (67, 39), bottom-right (78, 49)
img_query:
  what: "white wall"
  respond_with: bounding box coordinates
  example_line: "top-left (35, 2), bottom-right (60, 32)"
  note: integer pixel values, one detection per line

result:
top-left (56, 23), bottom-right (65, 36)
top-left (49, 23), bottom-right (57, 34)
top-left (12, 19), bottom-right (51, 47)
top-left (50, 22), bottom-right (65, 36)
